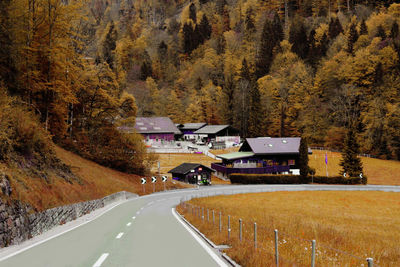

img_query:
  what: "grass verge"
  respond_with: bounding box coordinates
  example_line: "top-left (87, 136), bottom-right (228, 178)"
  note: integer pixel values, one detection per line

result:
top-left (3, 146), bottom-right (190, 211)
top-left (177, 191), bottom-right (400, 267)
top-left (309, 150), bottom-right (400, 185)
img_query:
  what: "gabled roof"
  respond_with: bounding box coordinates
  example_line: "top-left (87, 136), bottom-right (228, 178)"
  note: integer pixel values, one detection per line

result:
top-left (168, 163), bottom-right (215, 175)
top-left (239, 137), bottom-right (302, 155)
top-left (181, 123), bottom-right (207, 130)
top-left (217, 152), bottom-right (255, 161)
top-left (133, 117), bottom-right (181, 134)
top-left (193, 125), bottom-right (230, 134)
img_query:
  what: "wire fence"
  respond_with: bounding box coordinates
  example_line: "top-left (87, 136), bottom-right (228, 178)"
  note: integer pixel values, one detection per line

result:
top-left (310, 147), bottom-right (377, 159)
top-left (178, 201), bottom-right (378, 267)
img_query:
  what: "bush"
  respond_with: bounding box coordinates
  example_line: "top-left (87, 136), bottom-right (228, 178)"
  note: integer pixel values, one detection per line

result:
top-left (0, 89), bottom-right (76, 182)
top-left (63, 125), bottom-right (158, 175)
top-left (229, 173), bottom-right (367, 185)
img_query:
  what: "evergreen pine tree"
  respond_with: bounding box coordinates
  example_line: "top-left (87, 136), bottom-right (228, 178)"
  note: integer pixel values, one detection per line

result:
top-left (307, 29), bottom-right (319, 68)
top-left (139, 61), bottom-right (153, 80)
top-left (182, 22), bottom-right (194, 54)
top-left (248, 83), bottom-right (263, 137)
top-left (255, 18), bottom-right (275, 78)
top-left (103, 21), bottom-right (118, 70)
top-left (289, 16), bottom-right (308, 59)
top-left (390, 21), bottom-right (399, 39)
top-left (158, 41), bottom-right (168, 62)
top-left (328, 17), bottom-right (343, 40)
top-left (298, 137), bottom-right (310, 179)
top-left (272, 12), bottom-right (284, 44)
top-left (347, 22), bottom-right (359, 54)
top-left (340, 127), bottom-right (363, 177)
top-left (198, 15), bottom-right (212, 42)
top-left (318, 33), bottom-right (329, 57)
top-left (360, 19), bottom-right (368, 35)
top-left (376, 25), bottom-right (386, 39)
top-left (189, 3), bottom-right (197, 23)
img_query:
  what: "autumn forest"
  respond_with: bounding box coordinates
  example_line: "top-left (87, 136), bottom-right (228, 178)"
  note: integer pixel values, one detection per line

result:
top-left (1, 0), bottom-right (400, 176)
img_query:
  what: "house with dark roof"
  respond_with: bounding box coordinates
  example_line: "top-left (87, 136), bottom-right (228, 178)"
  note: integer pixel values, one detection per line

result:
top-left (168, 163), bottom-right (215, 185)
top-left (178, 123), bottom-right (207, 140)
top-left (193, 125), bottom-right (239, 142)
top-left (119, 117), bottom-right (181, 141)
top-left (211, 137), bottom-right (311, 179)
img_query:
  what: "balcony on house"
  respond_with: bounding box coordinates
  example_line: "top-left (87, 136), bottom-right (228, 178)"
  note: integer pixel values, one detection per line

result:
top-left (211, 162), bottom-right (291, 175)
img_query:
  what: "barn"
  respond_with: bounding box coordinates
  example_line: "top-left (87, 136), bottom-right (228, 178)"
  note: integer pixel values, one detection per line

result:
top-left (168, 163), bottom-right (215, 185)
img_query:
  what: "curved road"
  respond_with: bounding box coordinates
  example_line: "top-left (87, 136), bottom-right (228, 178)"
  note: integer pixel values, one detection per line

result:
top-left (0, 184), bottom-right (399, 267)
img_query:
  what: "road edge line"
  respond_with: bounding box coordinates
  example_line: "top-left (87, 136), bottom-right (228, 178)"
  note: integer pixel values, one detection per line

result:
top-left (0, 199), bottom-right (133, 262)
top-left (172, 208), bottom-right (229, 267)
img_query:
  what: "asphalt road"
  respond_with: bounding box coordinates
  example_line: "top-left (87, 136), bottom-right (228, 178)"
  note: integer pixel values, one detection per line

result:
top-left (1, 184), bottom-right (399, 267)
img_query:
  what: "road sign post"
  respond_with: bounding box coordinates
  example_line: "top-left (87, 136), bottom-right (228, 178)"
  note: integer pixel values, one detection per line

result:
top-left (141, 178), bottom-right (146, 194)
top-left (162, 176), bottom-right (167, 191)
top-left (151, 176), bottom-right (157, 193)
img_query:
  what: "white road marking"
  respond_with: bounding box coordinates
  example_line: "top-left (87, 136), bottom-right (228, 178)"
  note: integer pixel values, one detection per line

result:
top-left (140, 207), bottom-right (144, 210)
top-left (126, 222), bottom-right (132, 226)
top-left (92, 253), bottom-right (109, 267)
top-left (136, 211), bottom-right (140, 215)
top-left (116, 232), bottom-right (124, 239)
top-left (0, 200), bottom-right (130, 262)
top-left (148, 201), bottom-right (154, 205)
top-left (132, 216), bottom-right (136, 219)
top-left (172, 208), bottom-right (228, 267)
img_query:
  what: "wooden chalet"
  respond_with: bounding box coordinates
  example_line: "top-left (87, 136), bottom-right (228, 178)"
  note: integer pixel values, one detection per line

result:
top-left (211, 137), bottom-right (312, 179)
top-left (193, 125), bottom-right (239, 142)
top-left (119, 117), bottom-right (181, 141)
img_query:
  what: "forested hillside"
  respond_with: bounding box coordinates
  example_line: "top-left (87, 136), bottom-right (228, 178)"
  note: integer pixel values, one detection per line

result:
top-left (0, 0), bottom-right (156, 176)
top-left (1, 0), bottom-right (400, 163)
top-left (79, 0), bottom-right (400, 160)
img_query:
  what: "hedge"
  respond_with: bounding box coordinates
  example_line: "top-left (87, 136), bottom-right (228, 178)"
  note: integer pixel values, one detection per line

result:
top-left (229, 174), bottom-right (305, 184)
top-left (229, 174), bottom-right (367, 185)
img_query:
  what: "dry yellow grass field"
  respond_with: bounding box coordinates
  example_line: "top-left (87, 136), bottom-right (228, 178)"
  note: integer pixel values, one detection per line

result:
top-left (309, 150), bottom-right (400, 185)
top-left (177, 191), bottom-right (400, 267)
top-left (209, 147), bottom-right (240, 155)
top-left (4, 147), bottom-right (190, 211)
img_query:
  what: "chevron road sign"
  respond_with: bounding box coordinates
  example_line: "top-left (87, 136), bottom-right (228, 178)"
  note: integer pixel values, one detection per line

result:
top-left (141, 178), bottom-right (146, 184)
top-left (162, 176), bottom-right (167, 182)
top-left (151, 177), bottom-right (157, 183)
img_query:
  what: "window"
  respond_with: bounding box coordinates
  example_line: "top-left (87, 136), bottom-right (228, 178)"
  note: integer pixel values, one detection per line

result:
top-left (288, 160), bottom-right (295, 166)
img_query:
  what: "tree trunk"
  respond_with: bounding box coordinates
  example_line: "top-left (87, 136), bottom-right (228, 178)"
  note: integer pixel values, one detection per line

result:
top-left (284, 0), bottom-right (288, 30)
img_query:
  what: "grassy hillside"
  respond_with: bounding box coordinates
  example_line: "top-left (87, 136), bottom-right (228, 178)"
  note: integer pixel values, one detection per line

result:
top-left (3, 147), bottom-right (189, 211)
top-left (178, 191), bottom-right (400, 266)
top-left (309, 150), bottom-right (400, 185)
top-left (211, 148), bottom-right (400, 185)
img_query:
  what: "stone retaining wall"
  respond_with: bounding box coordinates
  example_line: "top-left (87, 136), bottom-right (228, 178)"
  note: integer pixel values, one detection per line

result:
top-left (0, 191), bottom-right (137, 247)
